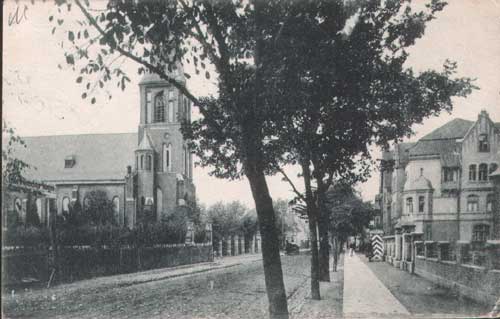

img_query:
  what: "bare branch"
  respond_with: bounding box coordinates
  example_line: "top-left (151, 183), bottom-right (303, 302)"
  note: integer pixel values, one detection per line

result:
top-left (278, 167), bottom-right (305, 202)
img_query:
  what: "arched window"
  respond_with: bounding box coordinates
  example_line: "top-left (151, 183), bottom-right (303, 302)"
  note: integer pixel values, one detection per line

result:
top-left (14, 198), bottom-right (22, 214)
top-left (183, 146), bottom-right (188, 176)
top-left (472, 224), bottom-right (489, 242)
top-left (478, 163), bottom-right (488, 181)
top-left (469, 164), bottom-right (477, 181)
top-left (154, 91), bottom-right (165, 122)
top-left (163, 144), bottom-right (171, 172)
top-left (467, 195), bottom-right (479, 212)
top-left (168, 100), bottom-right (175, 122)
top-left (156, 188), bottom-right (163, 217)
top-left (140, 155), bottom-right (144, 170)
top-left (184, 98), bottom-right (188, 121)
top-left (478, 134), bottom-right (489, 152)
top-left (489, 163), bottom-right (498, 180)
top-left (112, 196), bottom-right (120, 223)
top-left (136, 155), bottom-right (139, 170)
top-left (487, 194), bottom-right (496, 212)
top-left (35, 198), bottom-right (43, 221)
top-left (405, 197), bottom-right (413, 214)
top-left (62, 197), bottom-right (70, 214)
top-left (145, 90), bottom-right (152, 124)
top-left (145, 154), bottom-right (152, 171)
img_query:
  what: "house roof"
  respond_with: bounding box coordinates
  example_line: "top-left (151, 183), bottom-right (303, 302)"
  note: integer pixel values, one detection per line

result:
top-left (404, 175), bottom-right (433, 191)
top-left (11, 133), bottom-right (138, 183)
top-left (409, 139), bottom-right (459, 157)
top-left (420, 118), bottom-right (473, 141)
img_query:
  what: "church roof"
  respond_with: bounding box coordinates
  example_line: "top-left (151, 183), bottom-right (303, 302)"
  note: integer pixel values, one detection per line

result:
top-left (11, 133), bottom-right (138, 183)
top-left (139, 67), bottom-right (186, 85)
top-left (420, 118), bottom-right (474, 141)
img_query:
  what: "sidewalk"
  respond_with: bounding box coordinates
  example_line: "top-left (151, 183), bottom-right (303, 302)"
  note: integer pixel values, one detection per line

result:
top-left (343, 253), bottom-right (410, 318)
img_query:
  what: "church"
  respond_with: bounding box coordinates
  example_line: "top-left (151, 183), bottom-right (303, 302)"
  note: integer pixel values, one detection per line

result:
top-left (3, 71), bottom-right (196, 229)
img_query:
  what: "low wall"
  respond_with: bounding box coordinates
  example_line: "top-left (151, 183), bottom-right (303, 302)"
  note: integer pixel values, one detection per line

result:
top-left (2, 244), bottom-right (213, 287)
top-left (414, 256), bottom-right (500, 307)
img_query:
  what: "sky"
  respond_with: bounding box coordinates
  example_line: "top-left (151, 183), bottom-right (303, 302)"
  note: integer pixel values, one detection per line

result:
top-left (3, 0), bottom-right (500, 208)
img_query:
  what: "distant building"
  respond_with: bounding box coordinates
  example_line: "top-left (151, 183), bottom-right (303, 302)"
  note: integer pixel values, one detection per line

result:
top-left (378, 110), bottom-right (500, 242)
top-left (3, 71), bottom-right (195, 229)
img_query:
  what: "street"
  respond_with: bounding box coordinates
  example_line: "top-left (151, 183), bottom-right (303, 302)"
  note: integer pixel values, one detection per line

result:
top-left (2, 254), bottom-right (321, 319)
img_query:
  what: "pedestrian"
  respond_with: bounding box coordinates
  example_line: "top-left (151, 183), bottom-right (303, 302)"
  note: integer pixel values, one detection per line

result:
top-left (349, 241), bottom-right (356, 257)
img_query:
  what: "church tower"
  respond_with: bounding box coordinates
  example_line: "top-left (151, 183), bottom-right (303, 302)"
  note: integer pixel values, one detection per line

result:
top-left (135, 68), bottom-right (195, 222)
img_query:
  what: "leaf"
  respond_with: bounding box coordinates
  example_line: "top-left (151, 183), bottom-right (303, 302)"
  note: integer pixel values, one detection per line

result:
top-left (205, 71), bottom-right (210, 80)
top-left (91, 97), bottom-right (96, 104)
top-left (49, 16), bottom-right (53, 22)
top-left (84, 30), bottom-right (89, 39)
top-left (76, 76), bottom-right (83, 83)
top-left (82, 93), bottom-right (87, 99)
top-left (66, 54), bottom-right (75, 65)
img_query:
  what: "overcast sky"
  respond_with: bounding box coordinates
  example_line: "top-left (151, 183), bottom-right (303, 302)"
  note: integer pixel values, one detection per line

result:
top-left (3, 0), bottom-right (500, 208)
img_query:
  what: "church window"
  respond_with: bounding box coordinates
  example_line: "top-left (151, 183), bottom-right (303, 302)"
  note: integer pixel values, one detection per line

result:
top-left (472, 224), bottom-right (489, 242)
top-left (467, 195), bottom-right (479, 212)
top-left (487, 194), bottom-right (496, 212)
top-left (62, 197), bottom-right (70, 214)
top-left (146, 90), bottom-right (152, 123)
top-left (183, 146), bottom-right (188, 176)
top-left (140, 155), bottom-right (144, 170)
top-left (36, 198), bottom-right (43, 222)
top-left (154, 91), bottom-right (165, 122)
top-left (405, 197), bottom-right (413, 214)
top-left (146, 155), bottom-right (152, 171)
top-left (478, 163), bottom-right (488, 181)
top-left (156, 188), bottom-right (163, 217)
top-left (469, 164), bottom-right (477, 181)
top-left (112, 196), bottom-right (120, 223)
top-left (163, 144), bottom-right (171, 172)
top-left (168, 100), bottom-right (175, 122)
top-left (489, 163), bottom-right (498, 180)
top-left (478, 134), bottom-right (489, 152)
top-left (418, 196), bottom-right (425, 213)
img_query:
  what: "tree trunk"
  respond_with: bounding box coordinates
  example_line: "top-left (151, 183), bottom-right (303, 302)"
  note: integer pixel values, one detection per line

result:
top-left (246, 169), bottom-right (289, 319)
top-left (317, 194), bottom-right (330, 281)
top-left (301, 160), bottom-right (321, 300)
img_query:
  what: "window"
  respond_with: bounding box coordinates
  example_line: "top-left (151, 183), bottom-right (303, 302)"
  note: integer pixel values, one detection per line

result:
top-left (405, 197), bottom-right (413, 214)
top-left (479, 163), bottom-right (488, 181)
top-left (145, 154), bottom-right (152, 171)
top-left (136, 155), bottom-right (139, 170)
top-left (467, 195), bottom-right (479, 212)
top-left (156, 188), bottom-right (163, 217)
top-left (487, 194), bottom-right (496, 212)
top-left (469, 164), bottom-right (477, 181)
top-left (184, 98), bottom-right (188, 121)
top-left (64, 156), bottom-right (75, 168)
top-left (489, 163), bottom-right (498, 180)
top-left (14, 198), bottom-right (22, 214)
top-left (35, 198), bottom-right (43, 221)
top-left (112, 196), bottom-right (120, 222)
top-left (472, 224), bottom-right (489, 242)
top-left (443, 167), bottom-right (456, 182)
top-left (146, 90), bottom-right (152, 123)
top-left (425, 224), bottom-right (432, 241)
top-left (418, 196), bottom-right (425, 213)
top-left (154, 91), bottom-right (165, 122)
top-left (140, 155), bottom-right (144, 170)
top-left (163, 144), bottom-right (171, 172)
top-left (478, 134), bottom-right (489, 152)
top-left (183, 146), bottom-right (189, 176)
top-left (62, 197), bottom-right (70, 214)
top-left (168, 100), bottom-right (174, 122)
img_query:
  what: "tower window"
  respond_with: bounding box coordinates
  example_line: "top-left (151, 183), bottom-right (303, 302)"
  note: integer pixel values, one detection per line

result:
top-left (478, 134), bottom-right (489, 152)
top-left (168, 101), bottom-right (174, 122)
top-left (140, 155), bottom-right (144, 170)
top-left (469, 164), bottom-right (477, 181)
top-left (154, 91), bottom-right (165, 122)
top-left (146, 90), bottom-right (152, 124)
top-left (146, 155), bottom-right (152, 171)
top-left (467, 195), bottom-right (479, 212)
top-left (418, 196), bottom-right (425, 213)
top-left (163, 144), bottom-right (171, 172)
top-left (478, 163), bottom-right (488, 181)
top-left (405, 197), bottom-right (413, 214)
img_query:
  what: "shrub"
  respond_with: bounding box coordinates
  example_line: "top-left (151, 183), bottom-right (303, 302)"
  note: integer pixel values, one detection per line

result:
top-left (3, 226), bottom-right (50, 247)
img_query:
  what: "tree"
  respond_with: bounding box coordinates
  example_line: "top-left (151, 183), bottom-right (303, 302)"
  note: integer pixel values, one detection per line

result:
top-left (84, 190), bottom-right (115, 226)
